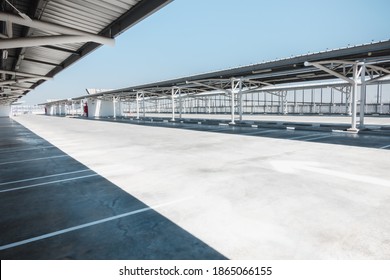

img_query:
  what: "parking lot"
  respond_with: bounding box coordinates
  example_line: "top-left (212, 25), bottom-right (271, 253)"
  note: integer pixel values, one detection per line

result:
top-left (1, 114), bottom-right (390, 259)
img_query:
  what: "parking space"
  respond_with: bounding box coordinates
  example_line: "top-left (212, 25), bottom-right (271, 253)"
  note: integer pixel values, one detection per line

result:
top-left (89, 116), bottom-right (390, 150)
top-left (0, 117), bottom-right (226, 260)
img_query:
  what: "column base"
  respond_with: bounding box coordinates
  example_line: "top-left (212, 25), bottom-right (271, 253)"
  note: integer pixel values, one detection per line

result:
top-left (347, 128), bottom-right (359, 133)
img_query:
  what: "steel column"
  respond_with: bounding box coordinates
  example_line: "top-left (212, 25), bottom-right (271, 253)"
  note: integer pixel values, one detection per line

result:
top-left (351, 64), bottom-right (358, 131)
top-left (230, 80), bottom-right (235, 124)
top-left (239, 79), bottom-right (243, 121)
top-left (142, 92), bottom-right (146, 118)
top-left (136, 92), bottom-right (140, 119)
top-left (359, 63), bottom-right (366, 128)
top-left (113, 96), bottom-right (116, 118)
top-left (171, 88), bottom-right (175, 121)
top-left (179, 88), bottom-right (182, 119)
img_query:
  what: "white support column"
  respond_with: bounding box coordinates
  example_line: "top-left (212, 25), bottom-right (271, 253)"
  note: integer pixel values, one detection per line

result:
top-left (118, 98), bottom-right (122, 117)
top-left (230, 80), bottom-right (235, 124)
top-left (179, 88), bottom-right (182, 119)
top-left (113, 96), bottom-right (116, 118)
top-left (238, 79), bottom-right (243, 121)
top-left (305, 60), bottom-right (359, 131)
top-left (283, 92), bottom-right (288, 115)
top-left (350, 64), bottom-right (358, 131)
top-left (378, 84), bottom-right (383, 114)
top-left (359, 62), bottom-right (366, 128)
top-left (279, 93), bottom-right (283, 114)
top-left (171, 88), bottom-right (176, 121)
top-left (346, 87), bottom-right (352, 116)
top-left (142, 92), bottom-right (146, 118)
top-left (136, 92), bottom-right (140, 119)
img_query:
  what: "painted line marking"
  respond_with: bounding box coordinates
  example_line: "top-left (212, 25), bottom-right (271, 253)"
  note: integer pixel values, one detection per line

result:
top-left (0, 198), bottom-right (190, 251)
top-left (241, 129), bottom-right (278, 136)
top-left (271, 160), bottom-right (390, 187)
top-left (0, 169), bottom-right (92, 186)
top-left (380, 144), bottom-right (390, 149)
top-left (0, 146), bottom-right (56, 154)
top-left (0, 155), bottom-right (68, 166)
top-left (0, 174), bottom-right (99, 193)
top-left (288, 133), bottom-right (321, 140)
top-left (304, 135), bottom-right (333, 141)
top-left (206, 127), bottom-right (232, 132)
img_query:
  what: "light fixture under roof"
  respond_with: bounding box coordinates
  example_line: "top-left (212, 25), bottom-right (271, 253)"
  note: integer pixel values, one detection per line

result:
top-left (2, 50), bottom-right (8, 59)
top-left (252, 69), bottom-right (272, 74)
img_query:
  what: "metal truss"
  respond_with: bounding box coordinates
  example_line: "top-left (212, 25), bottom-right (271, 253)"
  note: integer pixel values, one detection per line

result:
top-left (41, 55), bottom-right (390, 125)
top-left (305, 60), bottom-right (390, 130)
top-left (0, 12), bottom-right (114, 48)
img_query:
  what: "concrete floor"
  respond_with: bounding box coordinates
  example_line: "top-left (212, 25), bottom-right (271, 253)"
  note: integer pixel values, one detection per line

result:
top-left (0, 117), bottom-right (225, 260)
top-left (2, 114), bottom-right (390, 259)
top-left (90, 116), bottom-right (390, 149)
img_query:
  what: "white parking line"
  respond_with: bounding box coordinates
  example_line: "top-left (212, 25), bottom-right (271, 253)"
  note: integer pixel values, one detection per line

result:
top-left (288, 134), bottom-right (321, 140)
top-left (0, 169), bottom-right (92, 186)
top-left (0, 155), bottom-right (68, 166)
top-left (206, 127), bottom-right (232, 132)
top-left (241, 129), bottom-right (278, 135)
top-left (304, 135), bottom-right (333, 141)
top-left (0, 146), bottom-right (55, 154)
top-left (0, 174), bottom-right (99, 193)
top-left (0, 198), bottom-right (190, 251)
top-left (380, 144), bottom-right (390, 149)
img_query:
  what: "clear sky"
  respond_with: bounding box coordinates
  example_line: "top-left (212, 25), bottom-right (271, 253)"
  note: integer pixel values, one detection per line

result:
top-left (21, 0), bottom-right (390, 105)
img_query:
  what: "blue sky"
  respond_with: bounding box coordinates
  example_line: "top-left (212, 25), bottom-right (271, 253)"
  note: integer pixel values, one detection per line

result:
top-left (21, 0), bottom-right (390, 104)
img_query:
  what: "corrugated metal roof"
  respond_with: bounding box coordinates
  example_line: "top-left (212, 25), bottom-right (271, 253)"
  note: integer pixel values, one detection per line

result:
top-left (0, 0), bottom-right (172, 105)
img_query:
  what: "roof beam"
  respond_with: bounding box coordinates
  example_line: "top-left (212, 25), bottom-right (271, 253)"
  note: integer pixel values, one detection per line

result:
top-left (1, 35), bottom-right (111, 49)
top-left (11, 0), bottom-right (44, 72)
top-left (6, 85), bottom-right (33, 90)
top-left (0, 77), bottom-right (52, 86)
top-left (41, 45), bottom-right (80, 55)
top-left (1, 89), bottom-right (31, 96)
top-left (186, 80), bottom-right (230, 93)
top-left (304, 61), bottom-right (354, 84)
top-left (0, 11), bottom-right (115, 46)
top-left (0, 70), bottom-right (50, 79)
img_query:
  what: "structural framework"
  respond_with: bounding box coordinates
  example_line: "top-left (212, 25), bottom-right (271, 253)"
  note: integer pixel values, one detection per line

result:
top-left (44, 40), bottom-right (390, 131)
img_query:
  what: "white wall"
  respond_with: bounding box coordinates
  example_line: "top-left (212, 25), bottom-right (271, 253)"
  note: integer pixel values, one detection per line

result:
top-left (88, 99), bottom-right (114, 118)
top-left (59, 104), bottom-right (66, 115)
top-left (46, 105), bottom-right (55, 115)
top-left (0, 105), bottom-right (11, 117)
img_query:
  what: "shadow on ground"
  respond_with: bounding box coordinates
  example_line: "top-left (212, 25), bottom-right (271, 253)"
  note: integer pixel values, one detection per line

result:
top-left (0, 118), bottom-right (226, 260)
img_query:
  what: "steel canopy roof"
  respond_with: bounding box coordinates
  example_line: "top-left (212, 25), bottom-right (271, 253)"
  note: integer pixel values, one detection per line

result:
top-left (0, 0), bottom-right (172, 105)
top-left (70, 40), bottom-right (390, 101)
